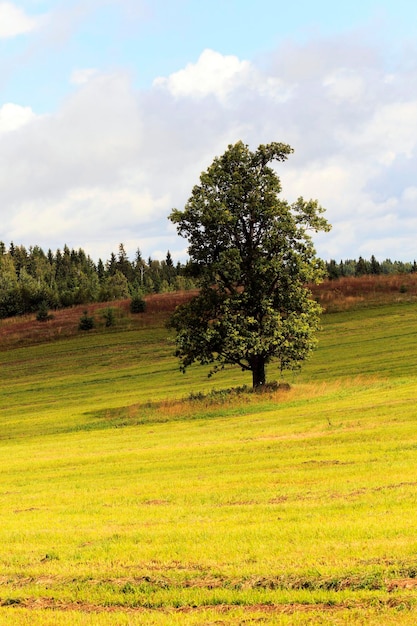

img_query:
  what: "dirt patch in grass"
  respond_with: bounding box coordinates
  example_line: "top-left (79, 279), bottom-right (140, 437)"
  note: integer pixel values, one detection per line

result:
top-left (0, 571), bottom-right (401, 593)
top-left (2, 572), bottom-right (417, 617)
top-left (330, 481), bottom-right (417, 501)
top-left (387, 579), bottom-right (417, 591)
top-left (1, 597), bottom-right (415, 615)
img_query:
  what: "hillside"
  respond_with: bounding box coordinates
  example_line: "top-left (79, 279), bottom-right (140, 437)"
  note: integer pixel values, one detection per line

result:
top-left (1, 280), bottom-right (417, 623)
top-left (0, 291), bottom-right (197, 350)
top-left (2, 273), bottom-right (417, 350)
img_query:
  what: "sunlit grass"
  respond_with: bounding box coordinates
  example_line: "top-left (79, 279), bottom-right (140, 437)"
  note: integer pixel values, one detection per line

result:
top-left (1, 302), bottom-right (417, 623)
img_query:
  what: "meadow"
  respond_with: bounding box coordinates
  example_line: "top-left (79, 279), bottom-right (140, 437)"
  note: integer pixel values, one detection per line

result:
top-left (1, 285), bottom-right (417, 624)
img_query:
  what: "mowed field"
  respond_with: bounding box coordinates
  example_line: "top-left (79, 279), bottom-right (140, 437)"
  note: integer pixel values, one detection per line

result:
top-left (1, 293), bottom-right (417, 624)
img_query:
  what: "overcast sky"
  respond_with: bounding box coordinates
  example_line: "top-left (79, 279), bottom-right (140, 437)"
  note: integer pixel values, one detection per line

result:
top-left (1, 0), bottom-right (417, 263)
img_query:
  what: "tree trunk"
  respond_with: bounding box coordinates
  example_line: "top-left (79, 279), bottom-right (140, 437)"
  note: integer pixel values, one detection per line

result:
top-left (251, 356), bottom-right (266, 389)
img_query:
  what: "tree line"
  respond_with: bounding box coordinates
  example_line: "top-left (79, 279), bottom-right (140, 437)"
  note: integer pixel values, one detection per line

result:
top-left (0, 241), bottom-right (196, 318)
top-left (1, 239), bottom-right (416, 320)
top-left (326, 256), bottom-right (417, 279)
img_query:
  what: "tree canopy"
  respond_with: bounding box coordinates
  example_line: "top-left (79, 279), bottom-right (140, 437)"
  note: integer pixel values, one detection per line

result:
top-left (169, 140), bottom-right (331, 388)
top-left (0, 242), bottom-right (196, 318)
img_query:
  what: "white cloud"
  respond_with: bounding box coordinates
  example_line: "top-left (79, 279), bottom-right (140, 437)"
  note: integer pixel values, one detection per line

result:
top-left (0, 103), bottom-right (36, 133)
top-left (282, 160), bottom-right (359, 211)
top-left (323, 69), bottom-right (365, 102)
top-left (153, 48), bottom-right (294, 108)
top-left (70, 68), bottom-right (99, 85)
top-left (0, 72), bottom-right (143, 204)
top-left (10, 186), bottom-right (170, 239)
top-left (0, 2), bottom-right (39, 38)
top-left (2, 37), bottom-right (417, 263)
top-left (357, 101), bottom-right (417, 164)
top-left (153, 48), bottom-right (252, 102)
top-left (0, 71), bottom-right (173, 259)
top-left (402, 186), bottom-right (417, 202)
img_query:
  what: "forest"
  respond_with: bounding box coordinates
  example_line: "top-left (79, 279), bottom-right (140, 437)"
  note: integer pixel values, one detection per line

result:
top-left (0, 239), bottom-right (416, 319)
top-left (0, 241), bottom-right (197, 318)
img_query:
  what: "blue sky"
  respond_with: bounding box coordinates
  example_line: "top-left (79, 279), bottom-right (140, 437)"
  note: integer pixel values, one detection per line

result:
top-left (1, 0), bottom-right (417, 262)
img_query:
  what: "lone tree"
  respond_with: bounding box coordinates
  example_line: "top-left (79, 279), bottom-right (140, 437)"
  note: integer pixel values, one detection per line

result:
top-left (169, 141), bottom-right (331, 388)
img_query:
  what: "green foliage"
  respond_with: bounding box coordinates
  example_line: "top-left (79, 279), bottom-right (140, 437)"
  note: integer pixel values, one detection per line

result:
top-left (102, 307), bottom-right (116, 327)
top-left (187, 381), bottom-right (285, 402)
top-left (169, 140), bottom-right (331, 388)
top-left (326, 256), bottom-right (417, 278)
top-left (99, 269), bottom-right (130, 301)
top-left (0, 240), bottom-right (191, 318)
top-left (0, 252), bottom-right (19, 317)
top-left (36, 301), bottom-right (53, 322)
top-left (78, 310), bottom-right (95, 331)
top-left (130, 292), bottom-right (146, 313)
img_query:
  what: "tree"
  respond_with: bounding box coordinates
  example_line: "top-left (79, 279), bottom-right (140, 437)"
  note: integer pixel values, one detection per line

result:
top-left (78, 310), bottom-right (95, 331)
top-left (0, 252), bottom-right (20, 318)
top-left (99, 269), bottom-right (130, 301)
top-left (169, 141), bottom-right (331, 388)
top-left (130, 291), bottom-right (146, 313)
top-left (355, 256), bottom-right (369, 276)
top-left (97, 258), bottom-right (105, 283)
top-left (106, 252), bottom-right (117, 276)
top-left (116, 243), bottom-right (134, 282)
top-left (326, 259), bottom-right (340, 280)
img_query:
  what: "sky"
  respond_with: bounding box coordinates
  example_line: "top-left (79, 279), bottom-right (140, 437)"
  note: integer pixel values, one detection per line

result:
top-left (1, 0), bottom-right (417, 264)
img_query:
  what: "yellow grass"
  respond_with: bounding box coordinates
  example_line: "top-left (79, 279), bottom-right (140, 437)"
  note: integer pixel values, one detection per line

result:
top-left (1, 301), bottom-right (417, 623)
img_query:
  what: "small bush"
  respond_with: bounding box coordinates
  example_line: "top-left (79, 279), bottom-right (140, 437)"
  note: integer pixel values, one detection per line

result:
top-left (102, 307), bottom-right (116, 327)
top-left (187, 382), bottom-right (289, 402)
top-left (254, 381), bottom-right (289, 393)
top-left (130, 294), bottom-right (146, 313)
top-left (36, 301), bottom-right (53, 322)
top-left (188, 386), bottom-right (251, 402)
top-left (41, 552), bottom-right (59, 562)
top-left (78, 310), bottom-right (95, 331)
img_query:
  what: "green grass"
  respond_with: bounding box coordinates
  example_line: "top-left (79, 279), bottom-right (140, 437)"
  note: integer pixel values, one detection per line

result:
top-left (1, 303), bottom-right (417, 623)
top-left (301, 303), bottom-right (417, 381)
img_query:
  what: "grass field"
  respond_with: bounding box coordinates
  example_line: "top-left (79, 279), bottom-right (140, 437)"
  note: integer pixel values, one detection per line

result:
top-left (1, 296), bottom-right (417, 624)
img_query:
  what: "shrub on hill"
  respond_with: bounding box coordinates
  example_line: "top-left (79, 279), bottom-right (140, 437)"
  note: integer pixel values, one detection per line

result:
top-left (36, 301), bottom-right (53, 322)
top-left (78, 310), bottom-right (95, 331)
top-left (102, 307), bottom-right (116, 327)
top-left (130, 293), bottom-right (146, 313)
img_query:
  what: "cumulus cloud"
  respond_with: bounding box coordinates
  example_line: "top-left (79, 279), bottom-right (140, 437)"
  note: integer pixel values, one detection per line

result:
top-left (0, 103), bottom-right (36, 133)
top-left (153, 48), bottom-right (293, 104)
top-left (70, 68), bottom-right (99, 85)
top-left (353, 101), bottom-right (417, 164)
top-left (154, 49), bottom-right (251, 102)
top-left (0, 70), bottom-right (176, 258)
top-left (9, 185), bottom-right (170, 252)
top-left (2, 37), bottom-right (417, 263)
top-left (248, 42), bottom-right (417, 262)
top-left (0, 2), bottom-right (39, 38)
top-left (323, 69), bottom-right (366, 103)
top-left (0, 72), bottom-right (142, 203)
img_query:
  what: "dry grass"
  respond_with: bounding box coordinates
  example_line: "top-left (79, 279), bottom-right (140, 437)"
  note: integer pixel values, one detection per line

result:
top-left (312, 274), bottom-right (417, 311)
top-left (0, 291), bottom-right (197, 349)
top-left (2, 275), bottom-right (416, 349)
